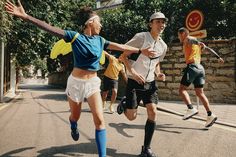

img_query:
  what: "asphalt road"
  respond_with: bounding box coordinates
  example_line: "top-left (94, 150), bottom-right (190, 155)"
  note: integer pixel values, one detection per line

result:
top-left (0, 84), bottom-right (235, 157)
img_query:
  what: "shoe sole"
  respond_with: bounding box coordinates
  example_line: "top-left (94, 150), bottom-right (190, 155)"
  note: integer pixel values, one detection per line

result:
top-left (71, 133), bottom-right (79, 141)
top-left (117, 104), bottom-right (124, 115)
top-left (182, 111), bottom-right (199, 120)
top-left (205, 117), bottom-right (217, 127)
top-left (139, 153), bottom-right (156, 157)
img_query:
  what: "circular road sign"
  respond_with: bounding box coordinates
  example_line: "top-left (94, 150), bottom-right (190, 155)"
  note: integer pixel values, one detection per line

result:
top-left (185, 10), bottom-right (204, 32)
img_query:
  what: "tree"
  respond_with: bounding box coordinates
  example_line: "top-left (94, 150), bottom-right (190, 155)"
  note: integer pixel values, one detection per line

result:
top-left (4, 0), bottom-right (95, 73)
top-left (33, 58), bottom-right (47, 78)
top-left (100, 0), bottom-right (235, 44)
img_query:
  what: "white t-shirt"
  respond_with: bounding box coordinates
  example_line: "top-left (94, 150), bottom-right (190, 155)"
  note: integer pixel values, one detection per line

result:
top-left (126, 32), bottom-right (167, 82)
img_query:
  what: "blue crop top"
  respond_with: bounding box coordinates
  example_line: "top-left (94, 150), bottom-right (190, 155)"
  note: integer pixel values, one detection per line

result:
top-left (64, 30), bottom-right (110, 71)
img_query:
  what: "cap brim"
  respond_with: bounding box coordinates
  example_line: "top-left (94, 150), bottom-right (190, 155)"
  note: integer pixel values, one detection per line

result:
top-left (150, 18), bottom-right (168, 22)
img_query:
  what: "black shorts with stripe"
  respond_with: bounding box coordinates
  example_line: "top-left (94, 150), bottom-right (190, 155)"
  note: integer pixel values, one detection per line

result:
top-left (181, 63), bottom-right (205, 88)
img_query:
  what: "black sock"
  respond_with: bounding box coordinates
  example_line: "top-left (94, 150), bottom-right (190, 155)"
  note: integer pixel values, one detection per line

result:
top-left (144, 119), bottom-right (156, 148)
top-left (187, 104), bottom-right (193, 109)
top-left (207, 111), bottom-right (212, 116)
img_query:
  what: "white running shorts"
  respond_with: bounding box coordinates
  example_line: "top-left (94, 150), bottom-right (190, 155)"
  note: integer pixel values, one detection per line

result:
top-left (65, 74), bottom-right (101, 103)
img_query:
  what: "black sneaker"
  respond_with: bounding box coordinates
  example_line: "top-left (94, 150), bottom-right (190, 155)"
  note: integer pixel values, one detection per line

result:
top-left (71, 127), bottom-right (80, 141)
top-left (139, 146), bottom-right (157, 157)
top-left (117, 96), bottom-right (126, 115)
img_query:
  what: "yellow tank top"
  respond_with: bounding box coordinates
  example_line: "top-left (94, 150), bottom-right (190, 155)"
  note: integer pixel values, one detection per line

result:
top-left (104, 55), bottom-right (124, 80)
top-left (183, 41), bottom-right (201, 64)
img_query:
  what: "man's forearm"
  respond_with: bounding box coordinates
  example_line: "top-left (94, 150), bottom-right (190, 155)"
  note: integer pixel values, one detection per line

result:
top-left (205, 46), bottom-right (221, 59)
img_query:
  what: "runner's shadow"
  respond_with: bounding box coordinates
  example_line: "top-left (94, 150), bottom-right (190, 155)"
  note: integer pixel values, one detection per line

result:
top-left (0, 147), bottom-right (35, 157)
top-left (0, 141), bottom-right (137, 157)
top-left (37, 141), bottom-right (137, 157)
top-left (109, 122), bottom-right (207, 137)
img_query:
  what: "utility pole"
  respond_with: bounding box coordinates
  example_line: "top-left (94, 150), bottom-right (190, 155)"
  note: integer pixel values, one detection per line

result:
top-left (0, 41), bottom-right (4, 102)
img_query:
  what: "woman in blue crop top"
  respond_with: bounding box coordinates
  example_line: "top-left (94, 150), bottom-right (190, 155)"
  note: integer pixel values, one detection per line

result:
top-left (5, 1), bottom-right (155, 156)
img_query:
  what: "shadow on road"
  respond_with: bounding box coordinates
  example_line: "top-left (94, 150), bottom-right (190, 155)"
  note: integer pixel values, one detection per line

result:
top-left (19, 84), bottom-right (64, 92)
top-left (0, 141), bottom-right (137, 157)
top-left (0, 147), bottom-right (35, 157)
top-left (35, 94), bottom-right (67, 101)
top-left (109, 122), bottom-right (208, 137)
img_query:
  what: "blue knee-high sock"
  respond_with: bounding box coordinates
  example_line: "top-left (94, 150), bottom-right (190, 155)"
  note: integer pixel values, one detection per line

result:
top-left (70, 120), bottom-right (77, 129)
top-left (95, 129), bottom-right (106, 157)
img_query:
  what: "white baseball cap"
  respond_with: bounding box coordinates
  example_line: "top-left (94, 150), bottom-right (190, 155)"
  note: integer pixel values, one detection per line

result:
top-left (149, 12), bottom-right (168, 22)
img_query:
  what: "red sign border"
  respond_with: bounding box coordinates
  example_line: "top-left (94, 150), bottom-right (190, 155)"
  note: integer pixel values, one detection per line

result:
top-left (185, 10), bottom-right (204, 32)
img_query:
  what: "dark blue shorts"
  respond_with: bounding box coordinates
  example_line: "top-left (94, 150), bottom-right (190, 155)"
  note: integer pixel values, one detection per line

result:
top-left (181, 63), bottom-right (205, 88)
top-left (125, 78), bottom-right (158, 109)
top-left (102, 75), bottom-right (118, 91)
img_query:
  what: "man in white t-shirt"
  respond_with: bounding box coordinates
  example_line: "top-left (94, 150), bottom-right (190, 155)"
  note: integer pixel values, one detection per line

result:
top-left (118, 12), bottom-right (167, 157)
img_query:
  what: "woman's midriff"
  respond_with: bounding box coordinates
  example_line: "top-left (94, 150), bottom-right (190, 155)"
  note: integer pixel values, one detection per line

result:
top-left (71, 68), bottom-right (97, 79)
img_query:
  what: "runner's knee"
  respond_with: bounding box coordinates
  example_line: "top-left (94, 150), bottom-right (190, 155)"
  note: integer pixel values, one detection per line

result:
top-left (147, 105), bottom-right (157, 121)
top-left (125, 110), bottom-right (137, 121)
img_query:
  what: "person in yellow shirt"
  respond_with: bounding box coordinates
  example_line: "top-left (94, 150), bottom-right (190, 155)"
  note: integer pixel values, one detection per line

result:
top-left (102, 52), bottom-right (127, 113)
top-left (177, 27), bottom-right (224, 127)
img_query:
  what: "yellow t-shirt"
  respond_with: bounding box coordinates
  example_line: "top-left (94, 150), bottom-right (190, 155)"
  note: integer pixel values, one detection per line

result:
top-left (183, 38), bottom-right (202, 64)
top-left (104, 55), bottom-right (124, 80)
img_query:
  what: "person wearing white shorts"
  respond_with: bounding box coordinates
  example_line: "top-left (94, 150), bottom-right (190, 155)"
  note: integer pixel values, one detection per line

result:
top-left (66, 74), bottom-right (101, 103)
top-left (5, 1), bottom-right (156, 156)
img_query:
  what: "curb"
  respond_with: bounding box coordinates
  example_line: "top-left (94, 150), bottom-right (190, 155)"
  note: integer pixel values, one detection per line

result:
top-left (157, 106), bottom-right (236, 129)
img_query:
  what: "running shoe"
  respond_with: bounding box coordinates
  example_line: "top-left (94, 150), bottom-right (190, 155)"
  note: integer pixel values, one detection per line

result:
top-left (117, 96), bottom-right (126, 115)
top-left (183, 108), bottom-right (198, 120)
top-left (139, 146), bottom-right (157, 157)
top-left (70, 120), bottom-right (80, 141)
top-left (71, 127), bottom-right (80, 141)
top-left (109, 105), bottom-right (114, 114)
top-left (205, 114), bottom-right (217, 127)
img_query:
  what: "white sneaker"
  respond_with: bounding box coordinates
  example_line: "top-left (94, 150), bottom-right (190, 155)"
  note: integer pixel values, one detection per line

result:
top-left (183, 108), bottom-right (198, 120)
top-left (205, 114), bottom-right (217, 127)
top-left (109, 105), bottom-right (114, 114)
top-left (102, 101), bottom-right (107, 111)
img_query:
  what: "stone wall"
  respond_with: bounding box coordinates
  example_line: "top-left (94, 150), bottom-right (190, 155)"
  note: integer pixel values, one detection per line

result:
top-left (47, 39), bottom-right (235, 104)
top-left (158, 39), bottom-right (236, 104)
top-left (48, 71), bottom-right (70, 88)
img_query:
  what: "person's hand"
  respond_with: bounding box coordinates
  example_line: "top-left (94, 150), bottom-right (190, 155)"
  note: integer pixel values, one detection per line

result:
top-left (157, 73), bottom-right (165, 81)
top-left (131, 69), bottom-right (145, 84)
top-left (218, 57), bottom-right (224, 64)
top-left (118, 54), bottom-right (125, 63)
top-left (5, 0), bottom-right (28, 20)
top-left (199, 42), bottom-right (206, 50)
top-left (140, 47), bottom-right (156, 58)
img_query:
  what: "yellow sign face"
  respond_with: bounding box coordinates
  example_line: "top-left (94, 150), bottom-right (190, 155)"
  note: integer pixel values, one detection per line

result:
top-left (185, 10), bottom-right (204, 32)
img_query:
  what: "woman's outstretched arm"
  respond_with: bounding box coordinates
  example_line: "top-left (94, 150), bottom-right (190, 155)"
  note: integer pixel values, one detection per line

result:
top-left (5, 0), bottom-right (65, 39)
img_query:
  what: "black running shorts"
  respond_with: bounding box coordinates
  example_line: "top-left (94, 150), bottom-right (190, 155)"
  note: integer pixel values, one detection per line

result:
top-left (125, 78), bottom-right (158, 109)
top-left (102, 75), bottom-right (118, 91)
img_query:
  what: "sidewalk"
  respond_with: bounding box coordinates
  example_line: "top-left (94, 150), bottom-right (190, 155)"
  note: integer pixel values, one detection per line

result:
top-left (157, 100), bottom-right (236, 128)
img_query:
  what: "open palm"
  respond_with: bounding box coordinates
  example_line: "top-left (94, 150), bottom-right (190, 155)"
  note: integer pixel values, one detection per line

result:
top-left (5, 0), bottom-right (27, 19)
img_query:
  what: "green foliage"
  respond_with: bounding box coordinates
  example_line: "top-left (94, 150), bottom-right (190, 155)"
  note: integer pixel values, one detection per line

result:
top-left (100, 7), bottom-right (146, 43)
top-left (0, 0), bottom-right (12, 41)
top-left (100, 0), bottom-right (235, 43)
top-left (3, 0), bottom-right (95, 72)
top-left (33, 58), bottom-right (48, 78)
top-left (2, 0), bottom-right (235, 75)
